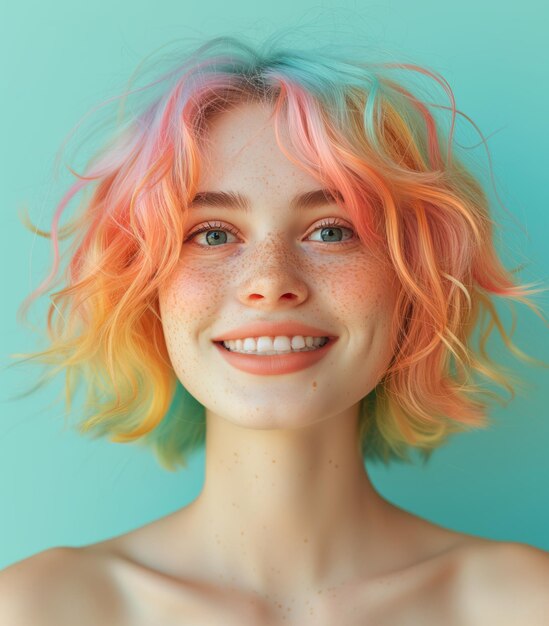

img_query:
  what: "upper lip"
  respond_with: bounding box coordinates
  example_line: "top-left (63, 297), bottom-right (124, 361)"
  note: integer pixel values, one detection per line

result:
top-left (212, 321), bottom-right (338, 342)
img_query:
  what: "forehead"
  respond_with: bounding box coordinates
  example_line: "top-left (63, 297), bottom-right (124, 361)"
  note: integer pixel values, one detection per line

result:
top-left (197, 102), bottom-right (317, 191)
top-left (201, 101), bottom-right (282, 151)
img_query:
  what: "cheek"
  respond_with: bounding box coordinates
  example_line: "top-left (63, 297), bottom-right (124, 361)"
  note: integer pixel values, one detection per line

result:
top-left (325, 258), bottom-right (398, 382)
top-left (157, 266), bottom-right (225, 371)
top-left (159, 264), bottom-right (226, 325)
top-left (324, 258), bottom-right (397, 324)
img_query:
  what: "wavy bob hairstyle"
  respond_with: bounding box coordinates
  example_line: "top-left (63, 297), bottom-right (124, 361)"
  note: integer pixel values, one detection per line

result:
top-left (10, 33), bottom-right (548, 471)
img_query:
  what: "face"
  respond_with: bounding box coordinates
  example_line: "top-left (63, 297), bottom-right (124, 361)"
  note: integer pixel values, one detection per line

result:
top-left (157, 101), bottom-right (399, 430)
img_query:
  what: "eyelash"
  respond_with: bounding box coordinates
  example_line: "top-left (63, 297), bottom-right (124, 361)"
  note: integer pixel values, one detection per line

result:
top-left (184, 218), bottom-right (356, 247)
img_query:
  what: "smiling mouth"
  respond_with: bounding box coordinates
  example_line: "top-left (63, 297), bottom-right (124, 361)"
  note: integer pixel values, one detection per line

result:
top-left (214, 337), bottom-right (332, 354)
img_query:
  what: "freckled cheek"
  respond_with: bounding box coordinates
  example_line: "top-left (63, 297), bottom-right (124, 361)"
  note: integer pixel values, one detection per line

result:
top-left (159, 268), bottom-right (226, 337)
top-left (325, 266), bottom-right (390, 312)
top-left (324, 263), bottom-right (397, 357)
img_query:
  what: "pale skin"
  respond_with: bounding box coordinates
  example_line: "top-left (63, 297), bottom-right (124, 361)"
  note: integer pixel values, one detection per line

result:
top-left (1, 101), bottom-right (549, 625)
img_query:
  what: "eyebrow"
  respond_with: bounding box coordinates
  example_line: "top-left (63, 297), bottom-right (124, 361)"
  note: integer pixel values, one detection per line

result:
top-left (188, 188), bottom-right (343, 212)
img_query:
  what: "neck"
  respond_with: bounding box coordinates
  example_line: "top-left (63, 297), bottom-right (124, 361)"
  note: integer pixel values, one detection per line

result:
top-left (182, 403), bottom-right (401, 597)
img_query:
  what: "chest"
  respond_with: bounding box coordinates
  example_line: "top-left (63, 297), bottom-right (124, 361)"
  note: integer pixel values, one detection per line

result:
top-left (113, 561), bottom-right (467, 626)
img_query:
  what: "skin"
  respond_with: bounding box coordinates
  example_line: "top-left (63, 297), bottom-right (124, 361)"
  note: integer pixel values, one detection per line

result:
top-left (2, 100), bottom-right (549, 626)
top-left (116, 100), bottom-right (473, 617)
top-left (158, 100), bottom-right (411, 589)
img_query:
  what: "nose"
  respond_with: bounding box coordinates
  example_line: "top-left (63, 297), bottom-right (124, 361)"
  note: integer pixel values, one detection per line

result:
top-left (236, 244), bottom-right (309, 310)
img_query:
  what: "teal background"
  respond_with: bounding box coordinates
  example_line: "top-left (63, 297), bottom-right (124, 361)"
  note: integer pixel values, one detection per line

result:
top-left (1, 1), bottom-right (548, 569)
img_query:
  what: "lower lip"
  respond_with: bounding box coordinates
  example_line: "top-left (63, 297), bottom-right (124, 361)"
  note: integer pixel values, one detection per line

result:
top-left (213, 339), bottom-right (338, 376)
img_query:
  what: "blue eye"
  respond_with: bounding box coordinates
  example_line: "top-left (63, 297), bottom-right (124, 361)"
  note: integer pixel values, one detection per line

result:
top-left (184, 221), bottom-right (239, 246)
top-left (184, 218), bottom-right (356, 247)
top-left (308, 219), bottom-right (355, 244)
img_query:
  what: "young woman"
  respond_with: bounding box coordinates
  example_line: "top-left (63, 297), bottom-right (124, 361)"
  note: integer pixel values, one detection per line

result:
top-left (2, 34), bottom-right (548, 625)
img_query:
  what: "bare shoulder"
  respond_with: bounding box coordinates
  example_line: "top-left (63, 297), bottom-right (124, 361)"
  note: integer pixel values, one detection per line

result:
top-left (0, 546), bottom-right (127, 626)
top-left (456, 540), bottom-right (549, 625)
top-left (0, 548), bottom-right (71, 625)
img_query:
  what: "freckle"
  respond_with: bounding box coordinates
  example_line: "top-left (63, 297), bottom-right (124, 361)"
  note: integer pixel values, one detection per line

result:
top-left (328, 459), bottom-right (332, 464)
top-left (272, 459), bottom-right (276, 463)
top-left (334, 464), bottom-right (339, 469)
top-left (303, 538), bottom-right (308, 543)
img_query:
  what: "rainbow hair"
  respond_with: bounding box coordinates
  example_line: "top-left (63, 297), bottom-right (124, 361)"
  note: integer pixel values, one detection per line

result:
top-left (10, 34), bottom-right (548, 471)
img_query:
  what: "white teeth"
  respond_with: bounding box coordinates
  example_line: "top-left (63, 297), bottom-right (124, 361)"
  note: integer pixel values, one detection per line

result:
top-left (222, 335), bottom-right (328, 354)
top-left (243, 338), bottom-right (256, 351)
top-left (289, 336), bottom-right (305, 350)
